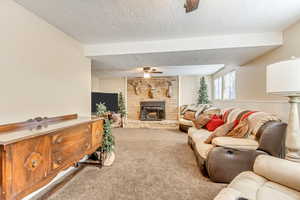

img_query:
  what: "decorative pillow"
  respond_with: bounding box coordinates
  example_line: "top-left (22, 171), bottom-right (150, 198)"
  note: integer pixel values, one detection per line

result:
top-left (192, 114), bottom-right (211, 129)
top-left (204, 122), bottom-right (235, 144)
top-left (226, 119), bottom-right (249, 138)
top-left (183, 111), bottom-right (196, 121)
top-left (203, 107), bottom-right (221, 116)
top-left (205, 115), bottom-right (224, 132)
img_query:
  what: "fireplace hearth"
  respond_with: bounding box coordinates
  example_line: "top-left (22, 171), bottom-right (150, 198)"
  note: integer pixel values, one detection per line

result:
top-left (140, 101), bottom-right (165, 121)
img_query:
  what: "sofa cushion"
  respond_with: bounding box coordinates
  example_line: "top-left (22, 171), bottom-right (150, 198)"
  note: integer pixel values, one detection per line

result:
top-left (204, 122), bottom-right (235, 144)
top-left (212, 137), bottom-right (259, 150)
top-left (179, 118), bottom-right (193, 127)
top-left (192, 114), bottom-right (212, 129)
top-left (228, 171), bottom-right (267, 200)
top-left (257, 182), bottom-right (300, 200)
top-left (195, 142), bottom-right (214, 159)
top-left (215, 170), bottom-right (300, 200)
top-left (214, 188), bottom-right (243, 200)
top-left (188, 127), bottom-right (211, 142)
top-left (254, 155), bottom-right (300, 192)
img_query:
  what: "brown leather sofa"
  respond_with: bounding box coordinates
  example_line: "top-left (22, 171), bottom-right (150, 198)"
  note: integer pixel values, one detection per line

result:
top-left (188, 120), bottom-right (287, 183)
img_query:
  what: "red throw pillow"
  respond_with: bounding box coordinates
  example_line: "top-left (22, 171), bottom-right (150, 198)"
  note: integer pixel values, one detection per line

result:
top-left (205, 115), bottom-right (225, 131)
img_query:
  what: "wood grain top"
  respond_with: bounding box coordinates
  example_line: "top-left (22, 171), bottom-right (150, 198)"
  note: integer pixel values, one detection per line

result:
top-left (0, 114), bottom-right (103, 145)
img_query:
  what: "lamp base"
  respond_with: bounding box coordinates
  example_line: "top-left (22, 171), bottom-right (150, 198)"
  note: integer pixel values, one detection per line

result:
top-left (286, 96), bottom-right (300, 163)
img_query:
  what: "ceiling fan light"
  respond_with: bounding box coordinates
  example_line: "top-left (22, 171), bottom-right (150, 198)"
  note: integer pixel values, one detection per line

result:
top-left (144, 72), bottom-right (151, 79)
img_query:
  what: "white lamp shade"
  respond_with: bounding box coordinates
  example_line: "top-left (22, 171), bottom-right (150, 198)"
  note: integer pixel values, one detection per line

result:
top-left (267, 58), bottom-right (300, 96)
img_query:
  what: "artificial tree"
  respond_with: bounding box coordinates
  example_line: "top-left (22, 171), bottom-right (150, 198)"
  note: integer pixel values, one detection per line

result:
top-left (197, 77), bottom-right (210, 104)
top-left (118, 92), bottom-right (126, 127)
top-left (96, 102), bottom-right (108, 117)
top-left (100, 119), bottom-right (115, 154)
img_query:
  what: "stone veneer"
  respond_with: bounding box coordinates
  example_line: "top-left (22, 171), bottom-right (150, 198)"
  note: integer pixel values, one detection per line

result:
top-left (126, 77), bottom-right (179, 128)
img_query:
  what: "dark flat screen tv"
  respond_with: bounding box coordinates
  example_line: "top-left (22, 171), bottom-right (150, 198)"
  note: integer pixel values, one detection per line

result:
top-left (91, 92), bottom-right (118, 114)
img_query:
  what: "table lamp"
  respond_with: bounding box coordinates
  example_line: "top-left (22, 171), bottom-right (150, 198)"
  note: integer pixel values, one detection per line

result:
top-left (267, 57), bottom-right (300, 162)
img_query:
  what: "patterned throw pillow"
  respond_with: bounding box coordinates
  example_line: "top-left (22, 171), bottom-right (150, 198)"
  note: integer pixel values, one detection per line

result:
top-left (192, 114), bottom-right (211, 129)
top-left (204, 122), bottom-right (235, 144)
top-left (226, 119), bottom-right (249, 138)
top-left (183, 111), bottom-right (196, 121)
top-left (205, 115), bottom-right (224, 131)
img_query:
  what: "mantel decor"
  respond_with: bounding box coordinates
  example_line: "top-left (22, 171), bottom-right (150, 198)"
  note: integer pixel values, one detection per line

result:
top-left (267, 58), bottom-right (300, 162)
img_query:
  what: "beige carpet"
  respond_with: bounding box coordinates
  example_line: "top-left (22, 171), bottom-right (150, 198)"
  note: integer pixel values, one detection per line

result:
top-left (49, 128), bottom-right (225, 200)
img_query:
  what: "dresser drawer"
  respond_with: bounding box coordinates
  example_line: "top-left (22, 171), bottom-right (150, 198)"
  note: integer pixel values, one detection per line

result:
top-left (51, 124), bottom-right (92, 169)
top-left (92, 120), bottom-right (104, 148)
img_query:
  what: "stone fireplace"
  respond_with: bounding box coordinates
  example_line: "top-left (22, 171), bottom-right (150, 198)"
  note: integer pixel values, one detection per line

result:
top-left (140, 101), bottom-right (165, 121)
top-left (126, 77), bottom-right (179, 129)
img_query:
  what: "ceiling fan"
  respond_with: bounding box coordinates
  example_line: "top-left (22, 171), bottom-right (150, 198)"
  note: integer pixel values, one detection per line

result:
top-left (184, 0), bottom-right (200, 13)
top-left (142, 67), bottom-right (163, 78)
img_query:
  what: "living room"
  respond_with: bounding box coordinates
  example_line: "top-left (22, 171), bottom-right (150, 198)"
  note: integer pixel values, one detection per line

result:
top-left (1, 0), bottom-right (300, 200)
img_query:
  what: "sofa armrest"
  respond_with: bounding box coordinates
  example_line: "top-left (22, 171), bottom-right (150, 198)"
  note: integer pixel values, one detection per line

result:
top-left (206, 147), bottom-right (267, 183)
top-left (212, 137), bottom-right (259, 150)
top-left (254, 155), bottom-right (300, 192)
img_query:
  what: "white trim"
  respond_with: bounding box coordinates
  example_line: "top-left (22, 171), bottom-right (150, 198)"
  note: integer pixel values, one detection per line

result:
top-left (212, 99), bottom-right (287, 104)
top-left (84, 32), bottom-right (283, 57)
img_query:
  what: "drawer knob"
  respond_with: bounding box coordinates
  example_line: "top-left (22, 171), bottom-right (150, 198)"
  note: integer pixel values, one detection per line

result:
top-left (56, 157), bottom-right (63, 164)
top-left (56, 137), bottom-right (63, 144)
top-left (32, 160), bottom-right (38, 168)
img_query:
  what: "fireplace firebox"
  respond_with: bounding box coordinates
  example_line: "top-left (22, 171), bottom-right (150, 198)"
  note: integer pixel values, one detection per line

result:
top-left (140, 101), bottom-right (165, 121)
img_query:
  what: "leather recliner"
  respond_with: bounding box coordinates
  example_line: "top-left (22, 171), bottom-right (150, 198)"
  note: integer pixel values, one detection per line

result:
top-left (206, 121), bottom-right (287, 183)
top-left (188, 120), bottom-right (287, 183)
top-left (214, 155), bottom-right (300, 200)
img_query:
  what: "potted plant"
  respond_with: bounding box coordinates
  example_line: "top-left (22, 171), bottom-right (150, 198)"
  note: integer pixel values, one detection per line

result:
top-left (118, 92), bottom-right (127, 127)
top-left (100, 119), bottom-right (115, 166)
top-left (93, 103), bottom-right (115, 166)
top-left (96, 102), bottom-right (108, 118)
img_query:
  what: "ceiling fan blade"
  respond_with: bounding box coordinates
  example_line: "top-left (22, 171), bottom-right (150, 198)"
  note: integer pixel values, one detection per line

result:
top-left (185, 0), bottom-right (199, 13)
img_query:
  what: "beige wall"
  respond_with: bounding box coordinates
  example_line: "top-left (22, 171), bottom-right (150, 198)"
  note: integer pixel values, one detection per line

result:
top-left (213, 20), bottom-right (300, 101)
top-left (179, 75), bottom-right (212, 106)
top-left (0, 0), bottom-right (91, 124)
top-left (91, 74), bottom-right (126, 94)
top-left (212, 20), bottom-right (300, 121)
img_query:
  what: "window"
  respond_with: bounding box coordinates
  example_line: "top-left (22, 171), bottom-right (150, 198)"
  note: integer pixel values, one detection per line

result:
top-left (214, 77), bottom-right (222, 100)
top-left (223, 71), bottom-right (236, 100)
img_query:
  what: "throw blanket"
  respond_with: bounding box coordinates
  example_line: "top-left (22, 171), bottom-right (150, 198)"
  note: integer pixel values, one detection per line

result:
top-left (247, 112), bottom-right (280, 136)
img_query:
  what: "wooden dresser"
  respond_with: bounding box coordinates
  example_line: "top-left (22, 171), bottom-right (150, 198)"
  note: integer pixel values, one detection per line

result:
top-left (0, 114), bottom-right (104, 200)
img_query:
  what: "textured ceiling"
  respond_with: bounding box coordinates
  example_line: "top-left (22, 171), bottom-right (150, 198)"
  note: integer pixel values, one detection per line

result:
top-left (15, 0), bottom-right (300, 44)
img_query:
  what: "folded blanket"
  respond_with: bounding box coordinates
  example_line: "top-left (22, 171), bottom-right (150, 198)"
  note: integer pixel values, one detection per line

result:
top-left (247, 112), bottom-right (280, 136)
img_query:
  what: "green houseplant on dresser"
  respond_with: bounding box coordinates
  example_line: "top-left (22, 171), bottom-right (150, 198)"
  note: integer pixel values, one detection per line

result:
top-left (101, 119), bottom-right (115, 166)
top-left (94, 103), bottom-right (116, 166)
